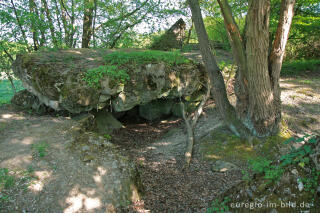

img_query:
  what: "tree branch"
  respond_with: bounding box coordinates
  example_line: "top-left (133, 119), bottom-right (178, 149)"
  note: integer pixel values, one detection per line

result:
top-left (217, 0), bottom-right (247, 79)
top-left (269, 0), bottom-right (295, 82)
top-left (0, 42), bottom-right (14, 62)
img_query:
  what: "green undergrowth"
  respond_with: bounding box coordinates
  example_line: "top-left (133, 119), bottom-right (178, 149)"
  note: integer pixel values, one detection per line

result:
top-left (0, 167), bottom-right (35, 206)
top-left (242, 135), bottom-right (320, 199)
top-left (82, 50), bottom-right (191, 88)
top-left (207, 135), bottom-right (320, 212)
top-left (0, 80), bottom-right (24, 106)
top-left (31, 141), bottom-right (49, 158)
top-left (281, 59), bottom-right (320, 76)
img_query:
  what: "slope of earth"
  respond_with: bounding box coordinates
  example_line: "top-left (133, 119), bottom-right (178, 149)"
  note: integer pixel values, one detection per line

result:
top-left (0, 105), bottom-right (139, 213)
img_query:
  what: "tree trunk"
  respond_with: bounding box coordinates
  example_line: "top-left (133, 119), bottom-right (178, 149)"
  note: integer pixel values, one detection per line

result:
top-left (186, 21), bottom-right (193, 44)
top-left (241, 0), bottom-right (294, 136)
top-left (53, 0), bottom-right (64, 44)
top-left (41, 0), bottom-right (59, 47)
top-left (243, 0), bottom-right (277, 136)
top-left (81, 0), bottom-right (94, 48)
top-left (188, 0), bottom-right (251, 138)
top-left (28, 0), bottom-right (40, 50)
top-left (70, 0), bottom-right (76, 47)
top-left (34, 2), bottom-right (47, 47)
top-left (92, 0), bottom-right (97, 47)
top-left (10, 0), bottom-right (31, 52)
top-left (269, 0), bottom-right (296, 128)
top-left (59, 0), bottom-right (73, 47)
top-left (0, 42), bottom-right (16, 93)
top-left (189, 0), bottom-right (295, 138)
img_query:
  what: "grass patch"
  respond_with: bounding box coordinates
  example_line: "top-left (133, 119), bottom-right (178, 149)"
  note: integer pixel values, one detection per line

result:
top-left (0, 167), bottom-right (36, 206)
top-left (281, 59), bottom-right (320, 76)
top-left (31, 141), bottom-right (49, 158)
top-left (0, 168), bottom-right (15, 190)
top-left (0, 80), bottom-right (24, 106)
top-left (82, 50), bottom-right (192, 88)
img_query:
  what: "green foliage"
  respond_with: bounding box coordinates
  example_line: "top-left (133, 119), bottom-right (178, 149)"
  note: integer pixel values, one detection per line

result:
top-left (206, 197), bottom-right (230, 213)
top-left (302, 168), bottom-right (320, 194)
top-left (83, 50), bottom-right (191, 88)
top-left (281, 135), bottom-right (317, 167)
top-left (103, 134), bottom-right (112, 140)
top-left (244, 135), bottom-right (319, 186)
top-left (0, 0), bottom-right (186, 49)
top-left (0, 168), bottom-right (15, 203)
top-left (247, 157), bottom-right (284, 182)
top-left (281, 59), bottom-right (320, 76)
top-left (204, 17), bottom-right (231, 50)
top-left (241, 170), bottom-right (250, 181)
top-left (0, 168), bottom-right (15, 190)
top-left (0, 80), bottom-right (24, 106)
top-left (0, 167), bottom-right (36, 205)
top-left (285, 16), bottom-right (320, 60)
top-left (31, 141), bottom-right (49, 158)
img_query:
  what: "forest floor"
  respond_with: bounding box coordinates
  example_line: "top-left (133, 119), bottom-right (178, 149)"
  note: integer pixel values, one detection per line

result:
top-left (0, 51), bottom-right (319, 212)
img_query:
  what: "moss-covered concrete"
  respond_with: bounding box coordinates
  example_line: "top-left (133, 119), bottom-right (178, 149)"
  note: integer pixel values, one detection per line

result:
top-left (12, 48), bottom-right (206, 114)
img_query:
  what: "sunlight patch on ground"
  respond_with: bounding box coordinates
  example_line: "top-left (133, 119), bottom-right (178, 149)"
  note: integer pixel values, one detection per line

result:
top-left (66, 50), bottom-right (82, 54)
top-left (154, 141), bottom-right (172, 146)
top-left (1, 113), bottom-right (26, 120)
top-left (2, 113), bottom-right (13, 119)
top-left (146, 146), bottom-right (156, 150)
top-left (64, 186), bottom-right (101, 213)
top-left (235, 145), bottom-right (253, 152)
top-left (0, 154), bottom-right (32, 168)
top-left (22, 137), bottom-right (34, 145)
top-left (28, 170), bottom-right (52, 193)
top-left (93, 166), bottom-right (107, 185)
top-left (205, 154), bottom-right (221, 160)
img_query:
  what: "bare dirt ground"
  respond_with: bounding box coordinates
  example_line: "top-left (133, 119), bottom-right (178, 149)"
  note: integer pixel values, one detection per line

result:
top-left (1, 74), bottom-right (319, 212)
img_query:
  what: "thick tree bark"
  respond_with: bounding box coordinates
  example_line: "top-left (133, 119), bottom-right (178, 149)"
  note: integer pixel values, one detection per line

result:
top-left (188, 0), bottom-right (251, 138)
top-left (244, 0), bottom-right (277, 136)
top-left (217, 0), bottom-right (249, 122)
top-left (189, 0), bottom-right (295, 137)
top-left (81, 0), bottom-right (94, 48)
top-left (269, 0), bottom-right (296, 125)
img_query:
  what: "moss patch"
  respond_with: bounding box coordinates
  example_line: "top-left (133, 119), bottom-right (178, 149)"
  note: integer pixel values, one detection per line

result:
top-left (199, 122), bottom-right (293, 165)
top-left (82, 50), bottom-right (193, 88)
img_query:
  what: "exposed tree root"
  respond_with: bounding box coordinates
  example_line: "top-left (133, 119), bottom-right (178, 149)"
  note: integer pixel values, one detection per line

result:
top-left (181, 81), bottom-right (211, 169)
